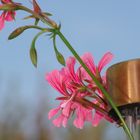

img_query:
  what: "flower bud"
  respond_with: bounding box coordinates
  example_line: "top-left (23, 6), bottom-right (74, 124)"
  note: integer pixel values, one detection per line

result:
top-left (32, 0), bottom-right (41, 14)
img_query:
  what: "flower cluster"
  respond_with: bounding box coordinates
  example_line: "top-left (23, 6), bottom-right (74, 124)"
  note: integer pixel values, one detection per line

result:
top-left (0, 0), bottom-right (57, 31)
top-left (46, 52), bottom-right (114, 128)
top-left (0, 0), bottom-right (16, 30)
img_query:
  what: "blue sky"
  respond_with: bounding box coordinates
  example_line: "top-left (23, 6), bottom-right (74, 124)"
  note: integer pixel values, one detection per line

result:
top-left (0, 0), bottom-right (140, 139)
top-left (1, 0), bottom-right (140, 72)
top-left (1, 0), bottom-right (140, 81)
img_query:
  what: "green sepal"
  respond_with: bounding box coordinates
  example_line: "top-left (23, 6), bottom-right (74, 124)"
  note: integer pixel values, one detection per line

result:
top-left (8, 25), bottom-right (44, 40)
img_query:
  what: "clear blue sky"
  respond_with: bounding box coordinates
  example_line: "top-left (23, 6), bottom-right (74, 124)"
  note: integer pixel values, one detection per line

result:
top-left (1, 0), bottom-right (140, 72)
top-left (0, 0), bottom-right (140, 139)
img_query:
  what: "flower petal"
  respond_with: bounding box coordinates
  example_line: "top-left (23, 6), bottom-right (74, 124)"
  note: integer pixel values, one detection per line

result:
top-left (52, 114), bottom-right (67, 127)
top-left (73, 117), bottom-right (84, 129)
top-left (5, 11), bottom-right (15, 21)
top-left (73, 105), bottom-right (85, 129)
top-left (53, 115), bottom-right (63, 127)
top-left (48, 107), bottom-right (60, 119)
top-left (98, 52), bottom-right (113, 72)
top-left (65, 56), bottom-right (77, 80)
top-left (0, 13), bottom-right (5, 30)
top-left (62, 117), bottom-right (68, 127)
top-left (2, 0), bottom-right (12, 3)
top-left (46, 70), bottom-right (68, 96)
top-left (62, 101), bottom-right (72, 117)
top-left (81, 52), bottom-right (96, 75)
top-left (92, 111), bottom-right (103, 126)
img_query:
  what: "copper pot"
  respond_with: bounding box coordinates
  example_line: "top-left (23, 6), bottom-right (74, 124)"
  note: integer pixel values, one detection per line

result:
top-left (107, 59), bottom-right (140, 107)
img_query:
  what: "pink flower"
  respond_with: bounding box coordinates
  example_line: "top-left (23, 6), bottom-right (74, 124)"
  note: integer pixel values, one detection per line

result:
top-left (53, 114), bottom-right (68, 128)
top-left (81, 52), bottom-right (113, 96)
top-left (0, 0), bottom-right (16, 30)
top-left (1, 0), bottom-right (11, 3)
top-left (81, 52), bottom-right (113, 79)
top-left (46, 52), bottom-right (114, 128)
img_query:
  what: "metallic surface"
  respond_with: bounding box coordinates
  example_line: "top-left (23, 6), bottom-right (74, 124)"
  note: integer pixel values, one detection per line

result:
top-left (107, 59), bottom-right (140, 107)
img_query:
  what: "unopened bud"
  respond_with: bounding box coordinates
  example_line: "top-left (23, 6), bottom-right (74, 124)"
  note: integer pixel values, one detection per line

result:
top-left (30, 47), bottom-right (38, 67)
top-left (32, 0), bottom-right (41, 14)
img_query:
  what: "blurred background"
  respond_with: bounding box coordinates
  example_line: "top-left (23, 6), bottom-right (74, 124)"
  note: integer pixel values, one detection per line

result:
top-left (0, 0), bottom-right (140, 139)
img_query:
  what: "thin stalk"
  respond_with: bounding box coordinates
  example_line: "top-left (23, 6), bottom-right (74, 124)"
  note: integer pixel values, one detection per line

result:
top-left (24, 25), bottom-right (46, 30)
top-left (56, 30), bottom-right (134, 140)
top-left (75, 97), bottom-right (108, 116)
top-left (86, 87), bottom-right (108, 105)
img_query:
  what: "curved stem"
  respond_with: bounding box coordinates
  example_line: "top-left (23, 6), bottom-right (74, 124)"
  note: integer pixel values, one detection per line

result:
top-left (56, 30), bottom-right (134, 140)
top-left (24, 25), bottom-right (46, 30)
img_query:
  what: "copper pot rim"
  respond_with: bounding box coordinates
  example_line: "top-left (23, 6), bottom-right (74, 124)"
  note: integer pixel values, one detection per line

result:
top-left (107, 58), bottom-right (140, 72)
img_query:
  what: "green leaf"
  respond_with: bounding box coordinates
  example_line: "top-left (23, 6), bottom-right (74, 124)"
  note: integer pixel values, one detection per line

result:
top-left (53, 37), bottom-right (65, 66)
top-left (30, 30), bottom-right (46, 67)
top-left (30, 47), bottom-right (37, 67)
top-left (8, 25), bottom-right (44, 40)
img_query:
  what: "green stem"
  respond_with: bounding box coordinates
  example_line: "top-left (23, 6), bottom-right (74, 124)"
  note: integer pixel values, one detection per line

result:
top-left (56, 30), bottom-right (134, 140)
top-left (24, 25), bottom-right (46, 30)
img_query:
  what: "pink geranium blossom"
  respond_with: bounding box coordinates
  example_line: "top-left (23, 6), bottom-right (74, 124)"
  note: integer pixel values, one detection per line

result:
top-left (81, 52), bottom-right (113, 96)
top-left (81, 52), bottom-right (113, 80)
top-left (0, 0), bottom-right (16, 30)
top-left (46, 52), bottom-right (114, 128)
